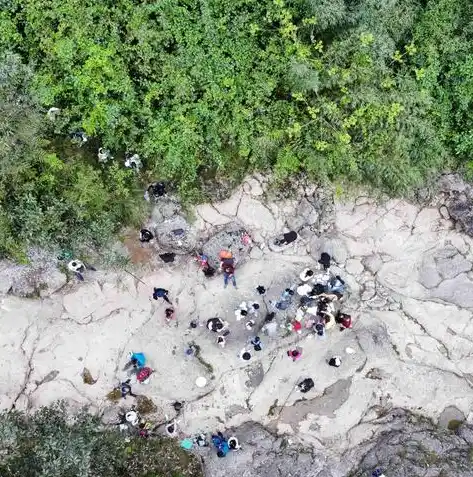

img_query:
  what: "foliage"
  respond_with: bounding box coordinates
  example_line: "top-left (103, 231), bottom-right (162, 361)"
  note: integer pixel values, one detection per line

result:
top-left (0, 0), bottom-right (471, 257)
top-left (0, 403), bottom-right (202, 477)
top-left (0, 52), bottom-right (143, 259)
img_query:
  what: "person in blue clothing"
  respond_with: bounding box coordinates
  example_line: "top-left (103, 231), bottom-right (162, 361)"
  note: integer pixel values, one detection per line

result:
top-left (153, 287), bottom-right (172, 304)
top-left (124, 352), bottom-right (146, 374)
top-left (211, 432), bottom-right (230, 457)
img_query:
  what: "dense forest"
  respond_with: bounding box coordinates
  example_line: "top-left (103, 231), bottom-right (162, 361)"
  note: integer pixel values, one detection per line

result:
top-left (0, 0), bottom-right (472, 258)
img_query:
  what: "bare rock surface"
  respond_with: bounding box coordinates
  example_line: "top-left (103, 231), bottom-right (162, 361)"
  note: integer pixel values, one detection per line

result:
top-left (1, 176), bottom-right (473, 476)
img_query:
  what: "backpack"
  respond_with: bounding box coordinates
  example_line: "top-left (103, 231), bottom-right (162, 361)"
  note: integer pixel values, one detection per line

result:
top-left (219, 250), bottom-right (233, 259)
top-left (137, 367), bottom-right (153, 383)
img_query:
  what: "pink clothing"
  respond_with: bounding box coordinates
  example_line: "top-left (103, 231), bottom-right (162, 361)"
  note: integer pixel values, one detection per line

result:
top-left (287, 349), bottom-right (302, 361)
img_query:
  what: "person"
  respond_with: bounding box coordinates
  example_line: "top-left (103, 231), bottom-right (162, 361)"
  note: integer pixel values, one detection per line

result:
top-left (328, 356), bottom-right (342, 367)
top-left (196, 253), bottom-right (216, 277)
top-left (274, 230), bottom-right (298, 246)
top-left (287, 348), bottom-right (302, 361)
top-left (120, 379), bottom-right (137, 399)
top-left (300, 295), bottom-right (315, 307)
top-left (297, 283), bottom-right (312, 296)
top-left (207, 317), bottom-right (226, 332)
top-left (314, 320), bottom-right (325, 337)
top-left (372, 469), bottom-right (385, 477)
top-left (166, 418), bottom-right (178, 437)
top-left (97, 147), bottom-right (112, 163)
top-left (249, 302), bottom-right (260, 316)
top-left (327, 275), bottom-right (346, 296)
top-left (145, 181), bottom-right (166, 200)
top-left (245, 319), bottom-right (255, 331)
top-left (318, 252), bottom-right (331, 270)
top-left (274, 288), bottom-right (294, 310)
top-left (124, 153), bottom-right (142, 170)
top-left (195, 433), bottom-right (208, 447)
top-left (228, 436), bottom-right (241, 450)
top-left (136, 367), bottom-right (153, 383)
top-left (256, 285), bottom-right (266, 295)
top-left (321, 310), bottom-right (335, 330)
top-left (211, 432), bottom-right (230, 457)
top-left (173, 401), bottom-right (184, 412)
top-left (264, 312), bottom-right (275, 323)
top-left (203, 266), bottom-right (216, 277)
top-left (139, 420), bottom-right (152, 438)
top-left (235, 302), bottom-right (248, 321)
top-left (299, 268), bottom-right (314, 282)
top-left (223, 263), bottom-right (237, 288)
top-left (125, 409), bottom-right (139, 426)
top-left (159, 253), bottom-right (175, 263)
top-left (165, 307), bottom-right (175, 323)
top-left (335, 312), bottom-right (353, 330)
top-left (124, 352), bottom-right (146, 371)
top-left (251, 336), bottom-right (262, 351)
top-left (153, 287), bottom-right (172, 304)
top-left (292, 320), bottom-right (302, 334)
top-left (70, 131), bottom-right (88, 146)
top-left (311, 283), bottom-right (327, 296)
top-left (139, 229), bottom-right (154, 243)
top-left (239, 349), bottom-right (252, 361)
top-left (217, 335), bottom-right (226, 348)
top-left (67, 259), bottom-right (88, 281)
top-left (47, 107), bottom-right (60, 121)
top-left (297, 378), bottom-right (315, 393)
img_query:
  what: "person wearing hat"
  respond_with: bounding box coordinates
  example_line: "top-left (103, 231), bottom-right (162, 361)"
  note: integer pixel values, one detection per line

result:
top-left (67, 259), bottom-right (86, 281)
top-left (299, 268), bottom-right (315, 282)
top-left (287, 348), bottom-right (303, 361)
top-left (274, 230), bottom-right (298, 246)
top-left (297, 283), bottom-right (312, 296)
top-left (336, 312), bottom-right (353, 330)
top-left (125, 409), bottom-right (139, 426)
top-left (251, 336), bottom-right (263, 351)
top-left (318, 252), bottom-right (331, 270)
top-left (139, 229), bottom-right (154, 242)
top-left (228, 436), bottom-right (241, 450)
top-left (120, 379), bottom-right (137, 399)
top-left (239, 349), bottom-right (252, 361)
top-left (297, 378), bottom-right (315, 393)
top-left (328, 356), bottom-right (342, 367)
top-left (207, 317), bottom-right (226, 332)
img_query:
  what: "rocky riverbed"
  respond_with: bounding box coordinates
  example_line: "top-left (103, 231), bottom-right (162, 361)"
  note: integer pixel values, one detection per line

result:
top-left (1, 174), bottom-right (473, 476)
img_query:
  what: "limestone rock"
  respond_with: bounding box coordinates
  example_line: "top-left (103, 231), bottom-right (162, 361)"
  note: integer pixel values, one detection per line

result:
top-left (352, 410), bottom-right (473, 477)
top-left (362, 254), bottom-right (383, 274)
top-left (237, 196), bottom-right (276, 234)
top-left (440, 174), bottom-right (473, 236)
top-left (346, 258), bottom-right (364, 276)
top-left (39, 269), bottom-right (67, 297)
top-left (439, 205), bottom-right (450, 220)
top-left (202, 226), bottom-right (252, 267)
top-left (432, 274), bottom-right (473, 308)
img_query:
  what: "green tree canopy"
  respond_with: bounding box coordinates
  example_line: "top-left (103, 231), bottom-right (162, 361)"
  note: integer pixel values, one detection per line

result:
top-left (0, 0), bottom-right (472, 258)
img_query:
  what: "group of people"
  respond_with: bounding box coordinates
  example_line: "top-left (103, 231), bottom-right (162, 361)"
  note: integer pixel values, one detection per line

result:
top-left (211, 432), bottom-right (241, 457)
top-left (119, 352), bottom-right (154, 399)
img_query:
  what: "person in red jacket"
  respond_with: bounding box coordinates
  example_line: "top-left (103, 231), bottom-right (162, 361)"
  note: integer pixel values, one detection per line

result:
top-left (223, 263), bottom-right (237, 289)
top-left (335, 312), bottom-right (352, 331)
